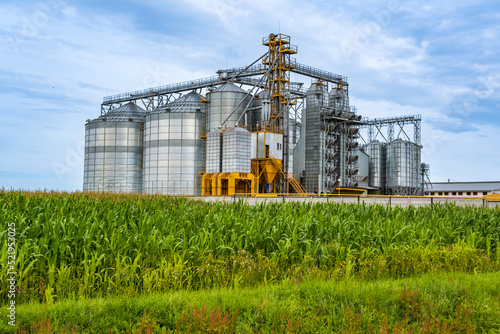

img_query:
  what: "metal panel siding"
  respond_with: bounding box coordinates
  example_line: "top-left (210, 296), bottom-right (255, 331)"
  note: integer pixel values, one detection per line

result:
top-left (251, 133), bottom-right (257, 159)
top-left (268, 133), bottom-right (283, 160)
top-left (367, 141), bottom-right (386, 189)
top-left (142, 108), bottom-right (205, 195)
top-left (222, 127), bottom-right (251, 173)
top-left (355, 149), bottom-right (370, 188)
top-left (304, 85), bottom-right (328, 193)
top-left (386, 140), bottom-right (420, 189)
top-left (257, 133), bottom-right (266, 159)
top-left (206, 131), bottom-right (222, 173)
top-left (83, 120), bottom-right (143, 193)
top-left (207, 83), bottom-right (251, 131)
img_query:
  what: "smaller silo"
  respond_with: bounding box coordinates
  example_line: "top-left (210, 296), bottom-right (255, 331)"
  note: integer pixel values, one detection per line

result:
top-left (222, 127), bottom-right (251, 173)
top-left (386, 139), bottom-right (420, 191)
top-left (207, 82), bottom-right (251, 131)
top-left (366, 141), bottom-right (386, 189)
top-left (251, 91), bottom-right (270, 128)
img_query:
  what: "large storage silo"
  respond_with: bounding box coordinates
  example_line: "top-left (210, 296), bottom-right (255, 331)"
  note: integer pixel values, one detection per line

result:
top-left (366, 141), bottom-right (386, 189)
top-left (83, 102), bottom-right (145, 193)
top-left (142, 92), bottom-right (205, 195)
top-left (386, 139), bottom-right (420, 193)
top-left (304, 83), bottom-right (329, 193)
top-left (207, 82), bottom-right (251, 131)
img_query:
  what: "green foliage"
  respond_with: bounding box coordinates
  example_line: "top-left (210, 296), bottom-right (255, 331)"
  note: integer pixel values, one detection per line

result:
top-left (2, 271), bottom-right (500, 333)
top-left (1, 191), bottom-right (500, 304)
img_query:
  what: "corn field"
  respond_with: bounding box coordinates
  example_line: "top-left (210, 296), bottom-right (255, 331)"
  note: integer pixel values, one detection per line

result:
top-left (1, 190), bottom-right (499, 304)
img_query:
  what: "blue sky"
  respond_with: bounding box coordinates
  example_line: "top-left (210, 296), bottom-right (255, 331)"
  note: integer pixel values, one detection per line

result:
top-left (1, 0), bottom-right (499, 191)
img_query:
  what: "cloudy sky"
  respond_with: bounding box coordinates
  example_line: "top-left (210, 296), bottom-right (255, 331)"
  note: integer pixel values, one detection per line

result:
top-left (1, 0), bottom-right (499, 191)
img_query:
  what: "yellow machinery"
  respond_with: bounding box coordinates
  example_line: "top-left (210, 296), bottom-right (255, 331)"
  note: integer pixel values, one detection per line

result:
top-left (253, 34), bottom-right (302, 195)
top-left (201, 172), bottom-right (256, 196)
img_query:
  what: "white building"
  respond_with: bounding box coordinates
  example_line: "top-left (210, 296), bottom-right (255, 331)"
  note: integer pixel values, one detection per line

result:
top-left (425, 181), bottom-right (500, 198)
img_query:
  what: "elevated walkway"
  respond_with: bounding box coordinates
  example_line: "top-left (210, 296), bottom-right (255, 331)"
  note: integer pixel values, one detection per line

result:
top-left (102, 62), bottom-right (347, 107)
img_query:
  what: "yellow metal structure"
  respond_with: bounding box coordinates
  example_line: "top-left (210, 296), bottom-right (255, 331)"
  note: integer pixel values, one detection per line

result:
top-left (201, 34), bottom-right (306, 197)
top-left (201, 172), bottom-right (255, 196)
top-left (260, 33), bottom-right (299, 195)
top-left (250, 157), bottom-right (306, 196)
top-left (262, 34), bottom-right (297, 127)
top-left (335, 187), bottom-right (367, 196)
top-left (484, 193), bottom-right (500, 201)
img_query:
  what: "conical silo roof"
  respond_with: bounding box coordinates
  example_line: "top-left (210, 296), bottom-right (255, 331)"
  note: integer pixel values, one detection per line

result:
top-left (152, 91), bottom-right (204, 114)
top-left (92, 102), bottom-right (146, 123)
top-left (225, 126), bottom-right (250, 134)
top-left (214, 82), bottom-right (247, 93)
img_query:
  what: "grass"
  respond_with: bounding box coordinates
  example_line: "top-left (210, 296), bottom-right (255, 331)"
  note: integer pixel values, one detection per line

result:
top-left (2, 271), bottom-right (499, 333)
top-left (1, 190), bottom-right (499, 332)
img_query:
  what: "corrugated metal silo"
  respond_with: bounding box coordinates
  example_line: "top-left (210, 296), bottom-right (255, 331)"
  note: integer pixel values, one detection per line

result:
top-left (207, 82), bottom-right (251, 131)
top-left (251, 90), bottom-right (270, 128)
top-left (366, 141), bottom-right (386, 189)
top-left (142, 92), bottom-right (205, 195)
top-left (288, 117), bottom-right (297, 174)
top-left (222, 127), bottom-right (251, 173)
top-left (83, 102), bottom-right (145, 193)
top-left (304, 84), bottom-right (328, 193)
top-left (386, 139), bottom-right (419, 190)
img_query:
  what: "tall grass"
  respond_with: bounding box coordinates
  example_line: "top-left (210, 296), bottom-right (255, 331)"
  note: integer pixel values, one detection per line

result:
top-left (4, 271), bottom-right (500, 333)
top-left (1, 190), bottom-right (499, 303)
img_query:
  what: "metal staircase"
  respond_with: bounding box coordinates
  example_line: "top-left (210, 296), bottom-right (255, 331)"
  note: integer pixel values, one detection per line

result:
top-left (269, 158), bottom-right (306, 196)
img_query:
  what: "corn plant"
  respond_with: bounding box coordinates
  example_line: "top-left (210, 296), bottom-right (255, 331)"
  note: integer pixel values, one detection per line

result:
top-left (1, 190), bottom-right (499, 303)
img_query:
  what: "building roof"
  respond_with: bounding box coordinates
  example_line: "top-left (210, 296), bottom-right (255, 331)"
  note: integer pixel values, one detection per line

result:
top-left (153, 91), bottom-right (204, 114)
top-left (425, 181), bottom-right (500, 192)
top-left (90, 102), bottom-right (146, 123)
top-left (214, 82), bottom-right (247, 93)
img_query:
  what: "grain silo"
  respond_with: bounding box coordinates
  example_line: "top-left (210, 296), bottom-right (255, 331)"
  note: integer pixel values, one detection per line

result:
top-left (304, 83), bottom-right (328, 193)
top-left (386, 139), bottom-right (421, 195)
top-left (222, 127), bottom-right (251, 173)
top-left (83, 102), bottom-right (145, 193)
top-left (366, 141), bottom-right (386, 189)
top-left (203, 82), bottom-right (252, 178)
top-left (142, 92), bottom-right (205, 195)
top-left (207, 82), bottom-right (251, 131)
